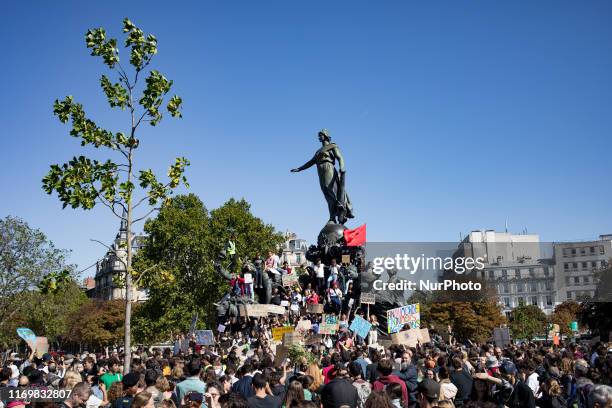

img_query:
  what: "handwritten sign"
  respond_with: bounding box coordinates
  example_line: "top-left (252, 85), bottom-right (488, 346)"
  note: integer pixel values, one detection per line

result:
top-left (391, 329), bottom-right (420, 347)
top-left (246, 304), bottom-right (286, 317)
top-left (272, 326), bottom-right (294, 342)
top-left (350, 315), bottom-right (372, 339)
top-left (493, 328), bottom-right (511, 347)
top-left (283, 332), bottom-right (301, 346)
top-left (418, 328), bottom-right (431, 344)
top-left (319, 314), bottom-right (339, 335)
top-left (195, 330), bottom-right (215, 346)
top-left (307, 304), bottom-right (324, 314)
top-left (282, 273), bottom-right (299, 287)
top-left (387, 303), bottom-right (420, 334)
top-left (360, 293), bottom-right (376, 305)
top-left (295, 319), bottom-right (312, 332)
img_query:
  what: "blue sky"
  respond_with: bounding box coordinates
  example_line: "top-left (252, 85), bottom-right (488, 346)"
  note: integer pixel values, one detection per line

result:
top-left (1, 1), bottom-right (611, 276)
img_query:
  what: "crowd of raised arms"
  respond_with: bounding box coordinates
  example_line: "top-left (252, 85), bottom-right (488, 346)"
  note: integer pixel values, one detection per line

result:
top-left (1, 256), bottom-right (611, 408)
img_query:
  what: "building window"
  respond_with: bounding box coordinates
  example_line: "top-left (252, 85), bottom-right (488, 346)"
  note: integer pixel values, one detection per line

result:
top-left (502, 270), bottom-right (507, 278)
top-left (531, 282), bottom-right (537, 292)
top-left (545, 281), bottom-right (552, 291)
top-left (599, 246), bottom-right (605, 254)
top-left (590, 246), bottom-right (596, 254)
top-left (584, 276), bottom-right (590, 284)
top-left (580, 248), bottom-right (586, 255)
top-left (517, 282), bottom-right (524, 293)
top-left (544, 267), bottom-right (550, 277)
top-left (582, 262), bottom-right (588, 269)
top-left (574, 276), bottom-right (580, 284)
top-left (572, 262), bottom-right (578, 269)
top-left (568, 291), bottom-right (573, 299)
top-left (529, 268), bottom-right (535, 277)
top-left (546, 295), bottom-right (553, 306)
top-left (531, 296), bottom-right (538, 306)
top-left (504, 297), bottom-right (510, 308)
top-left (296, 254), bottom-right (302, 264)
top-left (564, 263), bottom-right (569, 270)
top-left (571, 248), bottom-right (577, 255)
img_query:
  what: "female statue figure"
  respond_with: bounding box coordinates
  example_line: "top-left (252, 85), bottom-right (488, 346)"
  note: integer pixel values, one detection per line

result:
top-left (291, 129), bottom-right (354, 224)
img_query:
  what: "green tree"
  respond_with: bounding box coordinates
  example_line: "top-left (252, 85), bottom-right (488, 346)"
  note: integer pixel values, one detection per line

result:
top-left (551, 300), bottom-right (581, 337)
top-left (579, 263), bottom-right (612, 340)
top-left (0, 216), bottom-right (75, 343)
top-left (132, 195), bottom-right (284, 343)
top-left (16, 280), bottom-right (89, 346)
top-left (42, 18), bottom-right (188, 372)
top-left (509, 304), bottom-right (547, 340)
top-left (67, 300), bottom-right (126, 348)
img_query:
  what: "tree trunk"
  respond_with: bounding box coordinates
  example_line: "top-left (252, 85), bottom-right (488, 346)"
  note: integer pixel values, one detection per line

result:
top-left (123, 158), bottom-right (134, 374)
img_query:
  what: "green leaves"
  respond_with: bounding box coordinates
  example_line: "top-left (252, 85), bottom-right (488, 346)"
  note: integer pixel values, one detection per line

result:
top-left (85, 28), bottom-right (119, 68)
top-left (42, 156), bottom-right (118, 210)
top-left (138, 157), bottom-right (190, 206)
top-left (53, 96), bottom-right (116, 149)
top-left (123, 18), bottom-right (157, 71)
top-left (139, 70), bottom-right (173, 126)
top-left (100, 75), bottom-right (129, 109)
top-left (167, 95), bottom-right (183, 118)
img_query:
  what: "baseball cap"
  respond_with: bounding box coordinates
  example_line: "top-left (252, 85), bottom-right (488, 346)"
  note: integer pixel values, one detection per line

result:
top-left (122, 372), bottom-right (140, 388)
top-left (485, 356), bottom-right (499, 368)
top-left (500, 360), bottom-right (517, 375)
top-left (418, 378), bottom-right (440, 399)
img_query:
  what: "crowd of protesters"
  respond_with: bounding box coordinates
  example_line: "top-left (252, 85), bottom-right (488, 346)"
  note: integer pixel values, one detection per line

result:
top-left (1, 255), bottom-right (612, 408)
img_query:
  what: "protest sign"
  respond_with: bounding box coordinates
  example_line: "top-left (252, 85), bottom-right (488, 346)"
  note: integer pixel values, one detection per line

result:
top-left (283, 332), bottom-right (301, 346)
top-left (493, 328), bottom-right (511, 347)
top-left (217, 324), bottom-right (226, 333)
top-left (272, 326), bottom-right (294, 342)
top-left (195, 330), bottom-right (215, 346)
top-left (274, 345), bottom-right (289, 367)
top-left (350, 315), bottom-right (372, 339)
top-left (391, 329), bottom-right (419, 347)
top-left (341, 254), bottom-right (351, 264)
top-left (35, 337), bottom-right (49, 355)
top-left (387, 303), bottom-right (420, 334)
top-left (280, 300), bottom-right (290, 307)
top-left (418, 328), bottom-right (431, 344)
top-left (379, 338), bottom-right (392, 348)
top-left (295, 319), bottom-right (312, 332)
top-left (570, 321), bottom-right (578, 331)
top-left (360, 293), bottom-right (376, 305)
top-left (282, 273), bottom-right (299, 287)
top-left (16, 328), bottom-right (37, 350)
top-left (307, 304), bottom-right (324, 314)
top-left (246, 304), bottom-right (286, 317)
top-left (319, 314), bottom-right (339, 335)
top-left (553, 335), bottom-right (560, 346)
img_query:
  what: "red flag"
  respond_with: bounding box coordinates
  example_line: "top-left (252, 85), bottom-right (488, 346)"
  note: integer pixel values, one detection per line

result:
top-left (344, 224), bottom-right (366, 246)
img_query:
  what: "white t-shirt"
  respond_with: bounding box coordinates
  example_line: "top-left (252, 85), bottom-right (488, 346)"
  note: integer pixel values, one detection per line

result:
top-left (316, 264), bottom-right (325, 278)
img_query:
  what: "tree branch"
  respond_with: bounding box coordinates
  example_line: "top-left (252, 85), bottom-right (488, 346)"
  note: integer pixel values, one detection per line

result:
top-left (132, 207), bottom-right (160, 223)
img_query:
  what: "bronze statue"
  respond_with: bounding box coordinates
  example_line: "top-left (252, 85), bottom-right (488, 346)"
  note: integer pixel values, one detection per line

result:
top-left (291, 129), bottom-right (354, 224)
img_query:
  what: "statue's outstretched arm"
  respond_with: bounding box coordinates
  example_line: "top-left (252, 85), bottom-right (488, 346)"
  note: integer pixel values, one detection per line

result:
top-left (291, 154), bottom-right (317, 172)
top-left (214, 250), bottom-right (233, 281)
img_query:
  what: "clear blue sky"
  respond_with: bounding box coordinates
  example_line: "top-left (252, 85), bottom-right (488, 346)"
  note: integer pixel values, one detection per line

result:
top-left (2, 1), bottom-right (611, 276)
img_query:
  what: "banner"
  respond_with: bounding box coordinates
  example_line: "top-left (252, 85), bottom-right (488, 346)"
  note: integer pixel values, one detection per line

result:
top-left (387, 303), bottom-right (420, 334)
top-left (35, 337), bottom-right (49, 355)
top-left (295, 319), bottom-right (312, 332)
top-left (282, 273), bottom-right (299, 287)
top-left (349, 315), bottom-right (372, 339)
top-left (418, 328), bottom-right (431, 344)
top-left (272, 326), bottom-right (294, 342)
top-left (195, 330), bottom-right (215, 346)
top-left (360, 293), bottom-right (376, 305)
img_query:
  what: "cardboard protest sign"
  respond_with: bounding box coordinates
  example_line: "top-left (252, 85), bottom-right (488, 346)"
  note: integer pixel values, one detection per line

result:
top-left (35, 337), bottom-right (49, 355)
top-left (391, 329), bottom-right (419, 347)
top-left (387, 303), bottom-right (420, 334)
top-left (195, 330), bottom-right (215, 346)
top-left (246, 304), bottom-right (286, 317)
top-left (295, 319), bottom-right (312, 332)
top-left (283, 332), bottom-right (301, 346)
top-left (360, 293), bottom-right (376, 305)
top-left (274, 345), bottom-right (289, 367)
top-left (282, 273), bottom-right (299, 287)
top-left (350, 315), bottom-right (372, 339)
top-left (217, 324), bottom-right (226, 333)
top-left (493, 328), bottom-right (511, 347)
top-left (341, 254), bottom-right (351, 264)
top-left (307, 304), bottom-right (324, 314)
top-left (379, 338), bottom-right (392, 348)
top-left (272, 326), bottom-right (294, 342)
top-left (319, 314), bottom-right (339, 335)
top-left (418, 328), bottom-right (431, 344)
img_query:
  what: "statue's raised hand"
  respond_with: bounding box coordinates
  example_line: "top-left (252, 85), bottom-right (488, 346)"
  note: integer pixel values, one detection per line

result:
top-left (291, 168), bottom-right (300, 173)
